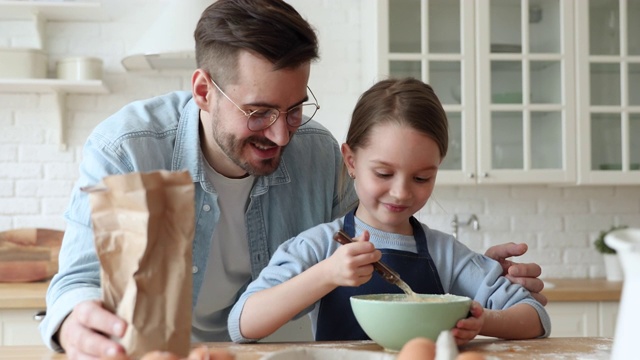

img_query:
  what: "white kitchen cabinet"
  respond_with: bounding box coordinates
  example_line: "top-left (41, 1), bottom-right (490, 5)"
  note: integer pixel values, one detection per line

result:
top-left (0, 0), bottom-right (109, 149)
top-left (377, 0), bottom-right (576, 185)
top-left (378, 0), bottom-right (478, 185)
top-left (545, 302), bottom-right (598, 337)
top-left (545, 301), bottom-right (618, 337)
top-left (575, 0), bottom-right (640, 184)
top-left (599, 301), bottom-right (619, 338)
top-left (0, 309), bottom-right (44, 346)
top-left (475, 0), bottom-right (576, 185)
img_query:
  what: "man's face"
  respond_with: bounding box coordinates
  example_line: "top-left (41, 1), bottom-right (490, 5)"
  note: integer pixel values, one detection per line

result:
top-left (200, 51), bottom-right (311, 178)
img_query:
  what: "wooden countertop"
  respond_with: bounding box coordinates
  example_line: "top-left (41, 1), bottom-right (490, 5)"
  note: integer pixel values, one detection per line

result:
top-left (0, 338), bottom-right (614, 359)
top-left (541, 278), bottom-right (622, 302)
top-left (0, 280), bottom-right (48, 309)
top-left (0, 278), bottom-right (622, 310)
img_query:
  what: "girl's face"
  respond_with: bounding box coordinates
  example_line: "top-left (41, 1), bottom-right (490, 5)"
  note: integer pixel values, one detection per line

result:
top-left (342, 122), bottom-right (441, 235)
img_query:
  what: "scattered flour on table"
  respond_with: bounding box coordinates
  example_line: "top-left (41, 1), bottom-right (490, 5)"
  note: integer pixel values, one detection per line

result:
top-left (479, 343), bottom-right (523, 352)
top-left (469, 341), bottom-right (611, 359)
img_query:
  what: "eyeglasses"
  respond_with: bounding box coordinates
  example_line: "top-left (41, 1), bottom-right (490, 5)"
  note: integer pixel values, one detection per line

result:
top-left (209, 75), bottom-right (320, 132)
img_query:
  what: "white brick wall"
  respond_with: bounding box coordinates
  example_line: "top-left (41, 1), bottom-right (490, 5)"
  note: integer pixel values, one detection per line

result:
top-left (0, 0), bottom-right (638, 279)
top-left (416, 186), bottom-right (640, 279)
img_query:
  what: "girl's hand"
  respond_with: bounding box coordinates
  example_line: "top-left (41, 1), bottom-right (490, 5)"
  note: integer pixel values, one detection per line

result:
top-left (326, 230), bottom-right (382, 287)
top-left (452, 301), bottom-right (484, 346)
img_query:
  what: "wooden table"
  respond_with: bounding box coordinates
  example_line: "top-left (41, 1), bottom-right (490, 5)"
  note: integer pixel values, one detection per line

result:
top-left (0, 338), bottom-right (614, 359)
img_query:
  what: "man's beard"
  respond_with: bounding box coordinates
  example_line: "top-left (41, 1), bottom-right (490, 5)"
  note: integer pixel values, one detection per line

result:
top-left (213, 129), bottom-right (286, 177)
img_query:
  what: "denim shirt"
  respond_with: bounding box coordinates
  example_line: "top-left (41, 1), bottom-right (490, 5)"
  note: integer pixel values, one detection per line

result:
top-left (39, 91), bottom-right (356, 350)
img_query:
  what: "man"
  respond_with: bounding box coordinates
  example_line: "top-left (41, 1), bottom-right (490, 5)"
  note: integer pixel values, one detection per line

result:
top-left (40, 1), bottom-right (546, 359)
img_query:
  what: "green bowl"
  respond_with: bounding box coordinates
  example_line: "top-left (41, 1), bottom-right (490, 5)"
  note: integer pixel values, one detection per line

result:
top-left (350, 293), bottom-right (472, 351)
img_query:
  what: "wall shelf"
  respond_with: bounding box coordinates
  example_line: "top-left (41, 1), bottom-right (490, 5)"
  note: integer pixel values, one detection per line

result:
top-left (0, 78), bottom-right (109, 150)
top-left (0, 1), bottom-right (106, 48)
top-left (0, 1), bottom-right (108, 150)
top-left (0, 78), bottom-right (107, 93)
top-left (0, 1), bottom-right (104, 21)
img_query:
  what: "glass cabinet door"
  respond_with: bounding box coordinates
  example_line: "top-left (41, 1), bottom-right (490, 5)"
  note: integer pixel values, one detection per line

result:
top-left (386, 0), bottom-right (477, 185)
top-left (382, 0), bottom-right (574, 185)
top-left (476, 0), bottom-right (575, 184)
top-left (577, 0), bottom-right (640, 184)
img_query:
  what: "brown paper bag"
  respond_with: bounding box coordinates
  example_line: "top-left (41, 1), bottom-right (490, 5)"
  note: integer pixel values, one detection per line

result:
top-left (85, 170), bottom-right (195, 358)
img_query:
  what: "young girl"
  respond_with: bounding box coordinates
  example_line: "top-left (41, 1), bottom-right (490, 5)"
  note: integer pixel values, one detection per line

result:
top-left (227, 78), bottom-right (550, 345)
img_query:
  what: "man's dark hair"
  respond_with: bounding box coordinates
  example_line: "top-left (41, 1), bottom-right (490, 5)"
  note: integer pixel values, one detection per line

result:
top-left (194, 0), bottom-right (319, 85)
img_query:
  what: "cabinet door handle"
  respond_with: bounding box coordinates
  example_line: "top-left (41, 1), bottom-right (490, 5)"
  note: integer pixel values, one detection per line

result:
top-left (33, 310), bottom-right (46, 322)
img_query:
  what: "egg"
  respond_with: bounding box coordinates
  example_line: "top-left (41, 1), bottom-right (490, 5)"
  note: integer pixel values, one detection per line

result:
top-left (139, 351), bottom-right (180, 360)
top-left (187, 347), bottom-right (209, 360)
top-left (187, 346), bottom-right (235, 360)
top-left (397, 337), bottom-right (436, 360)
top-left (456, 351), bottom-right (486, 360)
top-left (207, 349), bottom-right (235, 360)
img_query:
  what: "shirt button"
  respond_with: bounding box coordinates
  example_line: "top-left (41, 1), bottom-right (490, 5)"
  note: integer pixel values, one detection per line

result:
top-left (202, 204), bottom-right (211, 212)
top-left (192, 266), bottom-right (198, 274)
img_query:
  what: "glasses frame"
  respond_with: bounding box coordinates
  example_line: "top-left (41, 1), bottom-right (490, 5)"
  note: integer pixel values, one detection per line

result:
top-left (208, 75), bottom-right (320, 132)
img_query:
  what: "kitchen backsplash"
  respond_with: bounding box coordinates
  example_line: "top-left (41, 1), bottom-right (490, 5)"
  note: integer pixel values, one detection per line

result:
top-left (0, 0), bottom-right (638, 279)
top-left (416, 186), bottom-right (640, 279)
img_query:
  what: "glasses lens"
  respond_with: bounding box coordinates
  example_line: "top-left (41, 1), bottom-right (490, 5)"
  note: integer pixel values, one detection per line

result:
top-left (248, 108), bottom-right (280, 131)
top-left (287, 104), bottom-right (318, 127)
top-left (246, 99), bottom-right (319, 131)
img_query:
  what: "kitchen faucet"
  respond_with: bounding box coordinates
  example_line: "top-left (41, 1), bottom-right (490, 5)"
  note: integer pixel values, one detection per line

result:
top-left (451, 214), bottom-right (480, 239)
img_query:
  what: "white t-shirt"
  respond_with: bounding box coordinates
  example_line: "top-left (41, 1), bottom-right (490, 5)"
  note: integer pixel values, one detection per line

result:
top-left (192, 161), bottom-right (254, 341)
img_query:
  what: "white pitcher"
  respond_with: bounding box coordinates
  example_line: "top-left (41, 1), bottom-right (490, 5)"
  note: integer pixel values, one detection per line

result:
top-left (605, 228), bottom-right (640, 360)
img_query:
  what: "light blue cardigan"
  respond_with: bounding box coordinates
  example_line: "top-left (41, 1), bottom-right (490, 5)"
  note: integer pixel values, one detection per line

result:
top-left (228, 216), bottom-right (551, 342)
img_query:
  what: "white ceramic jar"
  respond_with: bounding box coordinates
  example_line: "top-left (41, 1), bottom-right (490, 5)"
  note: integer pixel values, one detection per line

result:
top-left (605, 228), bottom-right (640, 360)
top-left (0, 48), bottom-right (48, 79)
top-left (56, 57), bottom-right (103, 81)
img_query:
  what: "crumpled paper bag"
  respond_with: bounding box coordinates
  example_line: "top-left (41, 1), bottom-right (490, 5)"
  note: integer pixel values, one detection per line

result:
top-left (85, 170), bottom-right (194, 358)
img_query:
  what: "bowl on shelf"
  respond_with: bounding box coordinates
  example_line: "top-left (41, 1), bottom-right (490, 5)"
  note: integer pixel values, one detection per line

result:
top-left (350, 293), bottom-right (472, 351)
top-left (56, 56), bottom-right (103, 81)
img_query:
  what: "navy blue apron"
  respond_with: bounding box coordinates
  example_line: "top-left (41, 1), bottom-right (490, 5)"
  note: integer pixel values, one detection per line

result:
top-left (315, 209), bottom-right (445, 340)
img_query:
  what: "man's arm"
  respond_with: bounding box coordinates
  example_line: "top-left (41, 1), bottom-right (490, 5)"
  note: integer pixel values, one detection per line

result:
top-left (40, 133), bottom-right (133, 356)
top-left (41, 222), bottom-right (127, 358)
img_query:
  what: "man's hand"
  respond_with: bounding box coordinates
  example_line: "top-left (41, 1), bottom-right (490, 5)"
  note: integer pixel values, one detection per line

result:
top-left (59, 300), bottom-right (127, 359)
top-left (484, 242), bottom-right (548, 306)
